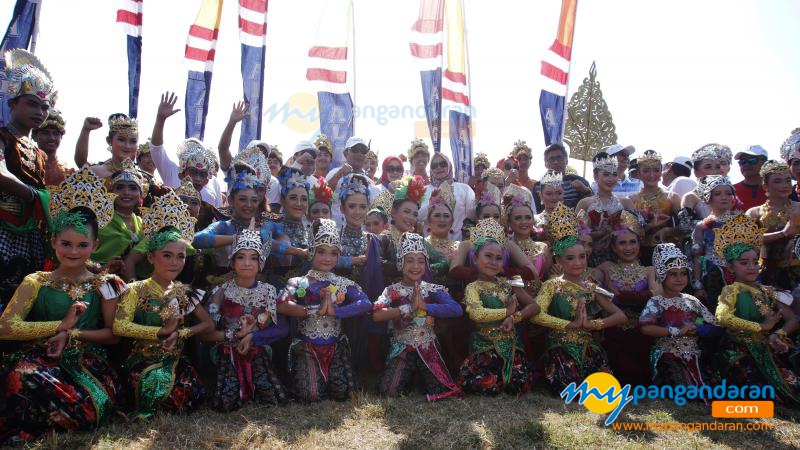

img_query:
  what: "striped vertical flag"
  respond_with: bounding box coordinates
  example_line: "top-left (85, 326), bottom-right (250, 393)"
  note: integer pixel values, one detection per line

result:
top-left (116, 0), bottom-right (143, 118)
top-left (443, 0), bottom-right (472, 183)
top-left (0, 0), bottom-right (41, 127)
top-left (538, 0), bottom-right (578, 146)
top-left (237, 0), bottom-right (268, 152)
top-left (306, 0), bottom-right (353, 169)
top-left (409, 0), bottom-right (444, 153)
top-left (184, 0), bottom-right (224, 140)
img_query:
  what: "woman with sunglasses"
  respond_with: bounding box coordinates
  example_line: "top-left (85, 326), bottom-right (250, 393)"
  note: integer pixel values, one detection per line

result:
top-left (419, 152), bottom-right (475, 240)
top-left (378, 156), bottom-right (406, 190)
top-left (733, 146), bottom-right (768, 211)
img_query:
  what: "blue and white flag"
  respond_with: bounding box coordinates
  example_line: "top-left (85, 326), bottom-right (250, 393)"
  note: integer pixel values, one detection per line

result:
top-left (0, 0), bottom-right (40, 127)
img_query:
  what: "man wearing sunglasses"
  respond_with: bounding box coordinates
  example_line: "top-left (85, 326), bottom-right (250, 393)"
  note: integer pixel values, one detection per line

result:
top-left (733, 145), bottom-right (768, 211)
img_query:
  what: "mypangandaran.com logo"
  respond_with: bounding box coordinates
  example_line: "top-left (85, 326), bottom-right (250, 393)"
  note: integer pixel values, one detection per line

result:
top-left (561, 372), bottom-right (775, 425)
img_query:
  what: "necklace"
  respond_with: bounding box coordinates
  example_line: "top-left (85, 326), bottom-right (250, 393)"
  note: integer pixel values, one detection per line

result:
top-left (608, 262), bottom-right (647, 291)
top-left (760, 201), bottom-right (792, 231)
top-left (426, 235), bottom-right (458, 258)
top-left (104, 158), bottom-right (124, 173)
top-left (41, 272), bottom-right (103, 302)
top-left (589, 195), bottom-right (622, 214)
top-left (514, 237), bottom-right (546, 259)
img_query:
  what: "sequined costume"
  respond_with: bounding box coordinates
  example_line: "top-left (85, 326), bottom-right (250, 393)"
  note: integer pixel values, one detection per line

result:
top-left (113, 278), bottom-right (206, 418)
top-left (532, 277), bottom-right (613, 394)
top-left (278, 270), bottom-right (371, 402)
top-left (693, 216), bottom-right (734, 311)
top-left (633, 190), bottom-right (675, 264)
top-left (457, 279), bottom-right (533, 395)
top-left (714, 282), bottom-right (800, 405)
top-left (207, 281), bottom-right (289, 411)
top-left (601, 263), bottom-right (653, 385)
top-left (585, 195), bottom-right (624, 266)
top-left (639, 294), bottom-right (720, 391)
top-left (756, 203), bottom-right (800, 290)
top-left (0, 272), bottom-right (126, 443)
top-left (374, 282), bottom-right (463, 400)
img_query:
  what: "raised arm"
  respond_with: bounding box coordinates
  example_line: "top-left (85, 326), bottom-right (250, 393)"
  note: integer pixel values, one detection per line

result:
top-left (217, 101), bottom-right (248, 172)
top-left (73, 117), bottom-right (103, 167)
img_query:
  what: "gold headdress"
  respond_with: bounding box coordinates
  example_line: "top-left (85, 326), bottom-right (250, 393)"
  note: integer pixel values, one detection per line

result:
top-left (138, 140), bottom-right (151, 156)
top-left (314, 134), bottom-right (332, 152)
top-left (512, 140), bottom-right (532, 159)
top-left (4, 49), bottom-right (56, 106)
top-left (429, 180), bottom-right (456, 212)
top-left (540, 170), bottom-right (563, 188)
top-left (370, 188), bottom-right (394, 214)
top-left (109, 116), bottom-right (138, 139)
top-left (549, 202), bottom-right (580, 256)
top-left (482, 167), bottom-right (504, 181)
top-left (472, 218), bottom-right (506, 246)
top-left (699, 143), bottom-right (732, 163)
top-left (637, 150), bottom-right (662, 168)
top-left (502, 184), bottom-right (533, 220)
top-left (780, 128), bottom-right (800, 163)
top-left (397, 232), bottom-right (428, 270)
top-left (713, 214), bottom-right (765, 264)
top-left (408, 138), bottom-right (430, 160)
top-left (616, 210), bottom-right (643, 237)
top-left (49, 166), bottom-right (116, 232)
top-left (175, 177), bottom-right (201, 201)
top-left (593, 155), bottom-right (618, 173)
top-left (475, 181), bottom-right (502, 211)
top-left (366, 149), bottom-right (378, 161)
top-left (177, 138), bottom-right (215, 174)
top-left (310, 218), bottom-right (340, 255)
top-left (473, 152), bottom-right (490, 169)
top-left (34, 108), bottom-right (65, 134)
top-left (268, 144), bottom-right (283, 162)
top-left (109, 158), bottom-right (147, 191)
top-left (234, 144), bottom-right (271, 187)
top-left (139, 190), bottom-right (197, 251)
top-left (759, 160), bottom-right (789, 179)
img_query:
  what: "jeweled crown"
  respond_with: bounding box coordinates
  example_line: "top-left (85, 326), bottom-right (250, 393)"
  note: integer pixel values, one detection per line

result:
top-left (49, 166), bottom-right (116, 230)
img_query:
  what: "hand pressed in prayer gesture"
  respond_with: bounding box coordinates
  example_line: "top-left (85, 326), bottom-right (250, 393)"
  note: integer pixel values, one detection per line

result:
top-left (157, 91), bottom-right (181, 119)
top-left (566, 299), bottom-right (586, 330)
top-left (649, 213), bottom-right (672, 229)
top-left (229, 100), bottom-right (249, 124)
top-left (58, 301), bottom-right (87, 332)
top-left (412, 282), bottom-right (425, 312)
top-left (82, 117), bottom-right (103, 131)
top-left (46, 331), bottom-right (69, 358)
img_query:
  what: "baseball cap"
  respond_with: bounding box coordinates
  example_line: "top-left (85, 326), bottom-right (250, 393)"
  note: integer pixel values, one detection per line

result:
top-left (604, 144), bottom-right (636, 157)
top-left (734, 145), bottom-right (768, 160)
top-left (671, 156), bottom-right (692, 171)
top-left (345, 136), bottom-right (369, 150)
top-left (293, 141), bottom-right (317, 157)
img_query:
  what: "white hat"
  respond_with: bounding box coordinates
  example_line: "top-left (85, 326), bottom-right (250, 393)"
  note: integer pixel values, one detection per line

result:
top-left (671, 156), bottom-right (692, 171)
top-left (345, 136), bottom-right (368, 150)
top-left (293, 140), bottom-right (317, 156)
top-left (734, 145), bottom-right (768, 160)
top-left (604, 144), bottom-right (635, 157)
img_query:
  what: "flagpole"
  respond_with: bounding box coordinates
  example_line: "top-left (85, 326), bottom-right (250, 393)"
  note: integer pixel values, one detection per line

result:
top-left (462, 0), bottom-right (472, 179)
top-left (29, 0), bottom-right (41, 52)
top-left (351, 0), bottom-right (356, 135)
top-left (561, 0), bottom-right (579, 145)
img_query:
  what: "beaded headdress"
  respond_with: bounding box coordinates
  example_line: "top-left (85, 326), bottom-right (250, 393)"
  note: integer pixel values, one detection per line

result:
top-left (310, 176), bottom-right (334, 206)
top-left (370, 188), bottom-right (394, 215)
top-left (49, 167), bottom-right (116, 236)
top-left (540, 170), bottom-right (563, 188)
top-left (109, 115), bottom-right (138, 139)
top-left (4, 49), bottom-right (56, 106)
top-left (314, 134), bottom-right (331, 152)
top-left (502, 184), bottom-right (533, 220)
top-left (408, 138), bottom-right (430, 160)
top-left (429, 180), bottom-right (456, 213)
top-left (481, 167), bottom-right (504, 181)
top-left (268, 145), bottom-right (283, 162)
top-left (230, 217), bottom-right (270, 269)
top-left (780, 129), bottom-right (800, 163)
top-left (759, 160), bottom-right (790, 179)
top-left (234, 144), bottom-right (271, 187)
top-left (512, 140), bottom-right (532, 159)
top-left (549, 202), bottom-right (580, 256)
top-left (593, 155), bottom-right (618, 173)
top-left (397, 232), bottom-right (428, 270)
top-left (177, 138), bottom-right (215, 174)
top-left (109, 158), bottom-right (147, 191)
top-left (393, 175), bottom-right (426, 207)
top-left (475, 182), bottom-right (502, 211)
top-left (139, 190), bottom-right (197, 252)
top-left (310, 218), bottom-right (340, 257)
top-left (615, 210), bottom-right (643, 237)
top-left (227, 162), bottom-right (262, 194)
top-left (367, 150), bottom-right (378, 162)
top-left (138, 141), bottom-right (151, 156)
top-left (691, 146), bottom-right (718, 164)
top-left (175, 177), bottom-right (201, 202)
top-left (339, 174), bottom-right (371, 203)
top-left (34, 108), bottom-right (65, 134)
top-left (637, 150), bottom-right (662, 168)
top-left (697, 175), bottom-right (733, 203)
top-left (714, 144), bottom-right (733, 163)
top-left (279, 167), bottom-right (309, 197)
top-left (713, 214), bottom-right (765, 263)
top-left (696, 143), bottom-right (732, 163)
top-left (652, 243), bottom-right (689, 282)
top-left (473, 152), bottom-right (490, 169)
top-left (472, 218), bottom-right (507, 249)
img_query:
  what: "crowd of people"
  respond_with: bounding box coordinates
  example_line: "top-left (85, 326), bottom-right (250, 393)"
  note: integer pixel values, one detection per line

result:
top-left (1, 49), bottom-right (800, 444)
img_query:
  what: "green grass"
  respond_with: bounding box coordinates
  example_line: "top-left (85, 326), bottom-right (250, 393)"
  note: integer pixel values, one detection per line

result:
top-left (22, 388), bottom-right (800, 449)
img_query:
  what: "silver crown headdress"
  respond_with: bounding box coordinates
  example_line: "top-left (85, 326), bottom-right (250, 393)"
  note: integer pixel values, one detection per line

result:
top-left (231, 217), bottom-right (270, 269)
top-left (653, 243), bottom-right (688, 282)
top-left (540, 170), bottom-right (563, 188)
top-left (397, 232), bottom-right (428, 270)
top-left (691, 145), bottom-right (718, 164)
top-left (234, 144), bottom-right (271, 188)
top-left (4, 49), bottom-right (56, 106)
top-left (593, 155), bottom-right (618, 173)
top-left (698, 175), bottom-right (733, 203)
top-left (310, 218), bottom-right (340, 257)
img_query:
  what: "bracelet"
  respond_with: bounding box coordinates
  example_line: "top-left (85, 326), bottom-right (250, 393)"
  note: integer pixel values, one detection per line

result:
top-left (512, 311), bottom-right (523, 323)
top-left (668, 326), bottom-right (681, 337)
top-left (178, 328), bottom-right (193, 340)
top-left (590, 319), bottom-right (604, 330)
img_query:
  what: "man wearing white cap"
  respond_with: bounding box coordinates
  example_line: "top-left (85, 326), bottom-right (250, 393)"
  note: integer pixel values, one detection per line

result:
top-left (290, 141), bottom-right (319, 187)
top-left (662, 156), bottom-right (696, 197)
top-left (591, 144), bottom-right (643, 197)
top-left (733, 145), bottom-right (768, 211)
top-left (326, 137), bottom-right (379, 226)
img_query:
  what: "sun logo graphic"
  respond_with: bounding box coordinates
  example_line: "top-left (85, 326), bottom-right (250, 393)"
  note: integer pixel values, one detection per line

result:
top-left (263, 92), bottom-right (320, 134)
top-left (560, 372), bottom-right (634, 425)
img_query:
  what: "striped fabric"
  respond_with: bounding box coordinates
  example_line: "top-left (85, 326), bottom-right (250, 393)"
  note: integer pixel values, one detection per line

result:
top-left (538, 0), bottom-right (578, 145)
top-left (239, 0), bottom-right (267, 46)
top-left (409, 0), bottom-right (444, 153)
top-left (237, 0), bottom-right (269, 150)
top-left (185, 0), bottom-right (223, 73)
top-left (116, 0), bottom-right (142, 37)
top-left (442, 0), bottom-right (472, 183)
top-left (116, 0), bottom-right (143, 118)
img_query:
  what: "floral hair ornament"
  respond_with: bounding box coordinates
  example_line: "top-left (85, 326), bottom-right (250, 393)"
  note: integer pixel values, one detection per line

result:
top-left (226, 162), bottom-right (263, 195)
top-left (713, 214), bottom-right (765, 264)
top-left (397, 232), bottom-right (428, 270)
top-left (4, 49), bottom-right (57, 106)
top-left (235, 142), bottom-right (271, 188)
top-left (780, 128), bottom-right (800, 163)
top-left (653, 243), bottom-right (689, 282)
top-left (502, 183), bottom-right (533, 221)
top-left (314, 134), bottom-right (332, 153)
top-left (614, 210), bottom-right (643, 238)
top-left (109, 158), bottom-right (147, 192)
top-left (49, 166), bottom-right (116, 236)
top-left (139, 190), bottom-right (197, 252)
top-left (309, 218), bottom-right (341, 258)
top-left (697, 175), bottom-right (733, 203)
top-left (178, 138), bottom-right (216, 174)
top-left (428, 180), bottom-right (456, 214)
top-left (512, 140), bottom-right (532, 159)
top-left (278, 167), bottom-right (309, 197)
top-left (393, 175), bottom-right (426, 207)
top-left (338, 174), bottom-right (371, 203)
top-left (230, 217), bottom-right (270, 269)
top-left (759, 159), bottom-right (790, 179)
top-left (475, 181), bottom-right (502, 211)
top-left (408, 138), bottom-right (430, 161)
top-left (310, 176), bottom-right (334, 206)
top-left (473, 152), bottom-right (490, 169)
top-left (549, 202), bottom-right (580, 256)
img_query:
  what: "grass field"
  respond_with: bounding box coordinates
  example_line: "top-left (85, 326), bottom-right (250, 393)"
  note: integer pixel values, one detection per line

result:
top-left (26, 388), bottom-right (800, 449)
